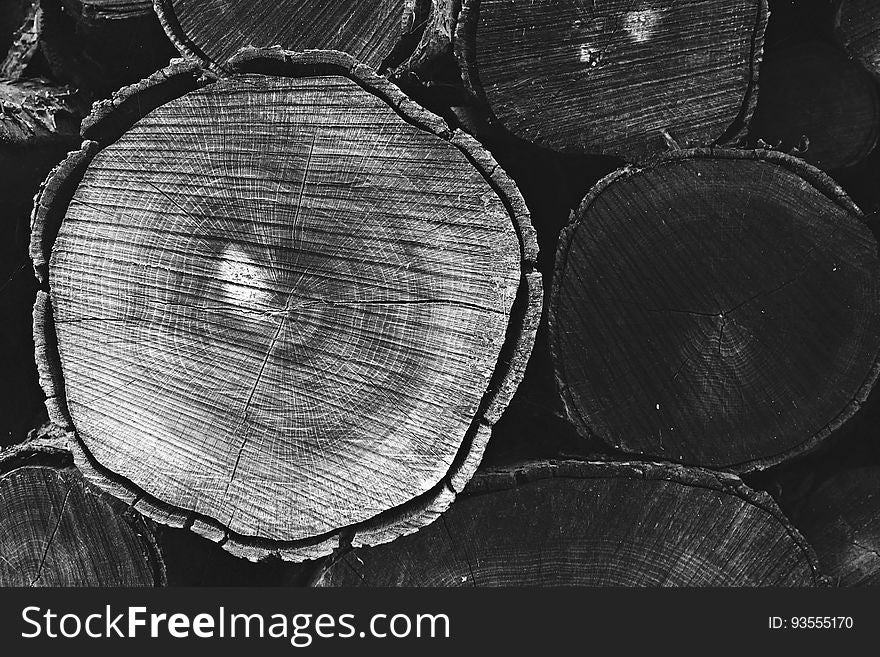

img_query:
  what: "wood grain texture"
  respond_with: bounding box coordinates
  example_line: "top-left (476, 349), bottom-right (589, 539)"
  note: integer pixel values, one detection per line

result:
top-left (33, 50), bottom-right (540, 561)
top-left (749, 40), bottom-right (879, 170)
top-left (835, 0), bottom-right (880, 81)
top-left (550, 148), bottom-right (880, 472)
top-left (155, 0), bottom-right (427, 72)
top-left (313, 460), bottom-right (823, 586)
top-left (455, 0), bottom-right (767, 160)
top-left (0, 433), bottom-right (166, 586)
top-left (791, 467), bottom-right (880, 586)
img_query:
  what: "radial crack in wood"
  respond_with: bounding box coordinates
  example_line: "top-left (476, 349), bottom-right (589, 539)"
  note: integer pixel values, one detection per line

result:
top-left (0, 433), bottom-right (166, 586)
top-left (313, 460), bottom-right (823, 586)
top-left (454, 0), bottom-right (768, 160)
top-left (549, 148), bottom-right (880, 472)
top-left (33, 50), bottom-right (540, 562)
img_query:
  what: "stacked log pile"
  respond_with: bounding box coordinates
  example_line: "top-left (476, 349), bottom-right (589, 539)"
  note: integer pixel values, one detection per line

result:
top-left (2, 0), bottom-right (880, 586)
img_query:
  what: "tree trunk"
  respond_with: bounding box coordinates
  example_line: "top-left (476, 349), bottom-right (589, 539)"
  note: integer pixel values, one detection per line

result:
top-left (749, 40), bottom-right (879, 171)
top-left (313, 460), bottom-right (823, 586)
top-left (791, 467), bottom-right (880, 586)
top-left (0, 428), bottom-right (166, 586)
top-left (453, 0), bottom-right (768, 161)
top-left (834, 0), bottom-right (880, 82)
top-left (31, 50), bottom-right (541, 562)
top-left (155, 0), bottom-right (431, 73)
top-left (549, 148), bottom-right (880, 472)
top-left (1, 78), bottom-right (86, 446)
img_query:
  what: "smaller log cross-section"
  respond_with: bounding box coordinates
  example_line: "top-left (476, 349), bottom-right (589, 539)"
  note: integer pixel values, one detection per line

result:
top-left (32, 50), bottom-right (541, 562)
top-left (313, 460), bottom-right (823, 586)
top-left (455, 0), bottom-right (768, 160)
top-left (155, 0), bottom-right (429, 72)
top-left (549, 148), bottom-right (880, 472)
top-left (0, 435), bottom-right (165, 586)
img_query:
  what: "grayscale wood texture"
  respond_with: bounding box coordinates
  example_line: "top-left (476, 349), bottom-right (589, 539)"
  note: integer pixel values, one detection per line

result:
top-left (31, 49), bottom-right (541, 562)
top-left (0, 430), bottom-right (166, 586)
top-left (549, 148), bottom-right (880, 473)
top-left (454, 0), bottom-right (768, 160)
top-left (313, 460), bottom-right (824, 586)
top-left (155, 0), bottom-right (429, 72)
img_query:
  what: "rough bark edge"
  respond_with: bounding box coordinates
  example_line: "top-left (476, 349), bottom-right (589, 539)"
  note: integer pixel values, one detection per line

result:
top-left (453, 0), bottom-right (770, 158)
top-left (154, 0), bottom-right (428, 75)
top-left (393, 0), bottom-right (461, 80)
top-left (549, 146), bottom-right (878, 474)
top-left (0, 429), bottom-right (168, 587)
top-left (0, 0), bottom-right (40, 80)
top-left (312, 458), bottom-right (826, 586)
top-left (31, 48), bottom-right (542, 562)
top-left (78, 0), bottom-right (155, 21)
top-left (29, 141), bottom-right (99, 286)
top-left (715, 0), bottom-right (769, 148)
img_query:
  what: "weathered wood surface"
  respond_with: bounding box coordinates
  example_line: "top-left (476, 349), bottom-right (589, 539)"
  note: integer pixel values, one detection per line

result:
top-left (834, 0), bottom-right (880, 81)
top-left (749, 40), bottom-right (879, 170)
top-left (790, 467), bottom-right (880, 586)
top-left (550, 148), bottom-right (880, 472)
top-left (156, 0), bottom-right (429, 72)
top-left (314, 460), bottom-right (823, 586)
top-left (0, 429), bottom-right (166, 586)
top-left (1, 78), bottom-right (85, 446)
top-left (454, 0), bottom-right (768, 160)
top-left (32, 50), bottom-right (541, 561)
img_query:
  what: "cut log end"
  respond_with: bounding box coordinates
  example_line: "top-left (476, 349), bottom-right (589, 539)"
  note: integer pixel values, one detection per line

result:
top-left (455, 0), bottom-right (768, 160)
top-left (313, 460), bottom-right (822, 586)
top-left (0, 435), bottom-right (165, 586)
top-left (34, 50), bottom-right (540, 561)
top-left (155, 0), bottom-right (428, 72)
top-left (550, 148), bottom-right (880, 472)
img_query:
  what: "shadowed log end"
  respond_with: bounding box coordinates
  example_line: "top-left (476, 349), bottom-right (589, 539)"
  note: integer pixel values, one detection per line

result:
top-left (313, 460), bottom-right (823, 586)
top-left (550, 148), bottom-right (880, 472)
top-left (0, 434), bottom-right (166, 586)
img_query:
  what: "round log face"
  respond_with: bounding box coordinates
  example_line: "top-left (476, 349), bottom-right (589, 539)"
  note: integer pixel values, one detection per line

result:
top-left (459, 0), bottom-right (765, 159)
top-left (48, 74), bottom-right (522, 543)
top-left (550, 150), bottom-right (880, 471)
top-left (159, 0), bottom-right (415, 70)
top-left (0, 461), bottom-right (162, 586)
top-left (315, 461), bottom-right (821, 586)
